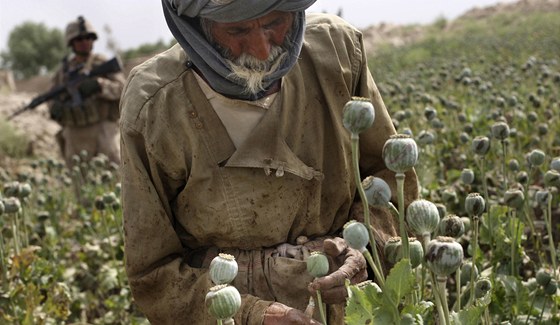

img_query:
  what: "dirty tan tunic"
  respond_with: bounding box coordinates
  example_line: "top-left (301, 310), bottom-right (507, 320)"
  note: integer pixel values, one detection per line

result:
top-left (50, 53), bottom-right (125, 165)
top-left (120, 13), bottom-right (418, 325)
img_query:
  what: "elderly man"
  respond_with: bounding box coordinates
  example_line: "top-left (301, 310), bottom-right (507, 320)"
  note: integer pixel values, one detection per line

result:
top-left (119, 0), bottom-right (418, 324)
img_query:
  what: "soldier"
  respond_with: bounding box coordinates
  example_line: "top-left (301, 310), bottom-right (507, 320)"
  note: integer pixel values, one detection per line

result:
top-left (49, 16), bottom-right (125, 167)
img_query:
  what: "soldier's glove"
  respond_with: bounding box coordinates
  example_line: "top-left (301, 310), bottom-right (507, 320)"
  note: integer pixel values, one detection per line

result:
top-left (263, 302), bottom-right (321, 325)
top-left (307, 237), bottom-right (367, 304)
top-left (78, 78), bottom-right (101, 98)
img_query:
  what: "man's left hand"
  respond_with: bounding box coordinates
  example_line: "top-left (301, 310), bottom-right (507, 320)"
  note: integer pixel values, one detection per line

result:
top-left (307, 237), bottom-right (367, 304)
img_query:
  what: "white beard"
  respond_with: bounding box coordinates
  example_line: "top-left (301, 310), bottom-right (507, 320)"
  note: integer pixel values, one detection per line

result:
top-left (225, 46), bottom-right (288, 96)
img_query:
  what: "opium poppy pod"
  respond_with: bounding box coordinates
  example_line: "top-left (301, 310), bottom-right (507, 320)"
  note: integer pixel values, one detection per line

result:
top-left (438, 214), bottom-right (465, 238)
top-left (425, 236), bottom-right (464, 277)
top-left (205, 284), bottom-right (242, 320)
top-left (343, 220), bottom-right (369, 253)
top-left (465, 193), bottom-right (485, 217)
top-left (362, 176), bottom-right (391, 207)
top-left (342, 97), bottom-right (375, 135)
top-left (209, 253), bottom-right (238, 285)
top-left (382, 134), bottom-right (418, 173)
top-left (406, 199), bottom-right (440, 238)
top-left (503, 189), bottom-right (525, 210)
top-left (306, 251), bottom-right (329, 278)
top-left (471, 136), bottom-right (490, 155)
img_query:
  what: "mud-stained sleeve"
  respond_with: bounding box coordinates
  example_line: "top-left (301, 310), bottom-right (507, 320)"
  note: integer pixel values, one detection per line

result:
top-left (119, 76), bottom-right (272, 324)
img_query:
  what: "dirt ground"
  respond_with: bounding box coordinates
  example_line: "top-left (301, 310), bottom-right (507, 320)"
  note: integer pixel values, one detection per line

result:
top-left (0, 91), bottom-right (62, 161)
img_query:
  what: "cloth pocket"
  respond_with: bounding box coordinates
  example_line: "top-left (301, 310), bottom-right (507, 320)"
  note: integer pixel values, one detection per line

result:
top-left (266, 256), bottom-right (314, 310)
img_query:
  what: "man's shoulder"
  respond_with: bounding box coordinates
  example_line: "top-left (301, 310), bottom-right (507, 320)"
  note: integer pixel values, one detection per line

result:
top-left (120, 44), bottom-right (188, 128)
top-left (305, 12), bottom-right (360, 34)
top-left (127, 44), bottom-right (187, 89)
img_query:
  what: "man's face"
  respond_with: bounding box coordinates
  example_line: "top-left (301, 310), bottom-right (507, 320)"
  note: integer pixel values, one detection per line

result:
top-left (71, 35), bottom-right (94, 57)
top-left (209, 11), bottom-right (294, 61)
top-left (207, 11), bottom-right (295, 95)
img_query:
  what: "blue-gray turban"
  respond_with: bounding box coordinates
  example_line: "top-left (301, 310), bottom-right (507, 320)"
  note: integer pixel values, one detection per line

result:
top-left (162, 0), bottom-right (317, 100)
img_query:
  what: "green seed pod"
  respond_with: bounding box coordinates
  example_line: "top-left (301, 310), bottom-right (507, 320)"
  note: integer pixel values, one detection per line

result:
top-left (550, 157), bottom-right (560, 172)
top-left (435, 203), bottom-right (447, 219)
top-left (491, 122), bottom-right (509, 140)
top-left (342, 97), bottom-right (375, 135)
top-left (382, 134), bottom-right (418, 173)
top-left (111, 201), bottom-right (121, 210)
top-left (460, 261), bottom-right (479, 286)
top-left (384, 237), bottom-right (402, 265)
top-left (538, 123), bottom-right (548, 136)
top-left (544, 170), bottom-right (560, 188)
top-left (516, 171), bottom-right (528, 184)
top-left (18, 182), bottom-right (32, 198)
top-left (0, 200), bottom-right (4, 216)
top-left (102, 192), bottom-right (118, 205)
top-left (536, 268), bottom-right (552, 286)
top-left (438, 214), bottom-right (465, 238)
top-left (343, 220), bottom-right (369, 253)
top-left (362, 176), bottom-right (391, 207)
top-left (37, 211), bottom-right (50, 222)
top-left (459, 132), bottom-right (470, 144)
top-left (543, 280), bottom-right (557, 296)
top-left (3, 181), bottom-right (20, 198)
top-left (424, 106), bottom-right (437, 121)
top-left (408, 238), bottom-right (424, 269)
top-left (503, 189), bottom-right (525, 209)
top-left (406, 199), bottom-right (440, 237)
top-left (101, 171), bottom-right (113, 184)
top-left (71, 155), bottom-right (81, 165)
top-left (524, 278), bottom-right (538, 292)
top-left (210, 253), bottom-right (239, 285)
top-left (528, 149), bottom-right (546, 166)
top-left (441, 188), bottom-right (458, 205)
top-left (508, 159), bottom-right (520, 172)
top-left (417, 130), bottom-right (435, 146)
top-left (535, 190), bottom-right (550, 207)
top-left (474, 277), bottom-right (492, 298)
top-left (491, 121), bottom-right (510, 140)
top-left (460, 168), bottom-right (475, 185)
top-left (205, 284), bottom-right (242, 320)
top-left (115, 182), bottom-right (122, 196)
top-left (2, 197), bottom-right (21, 214)
top-left (306, 251), bottom-right (329, 278)
top-left (460, 217), bottom-right (471, 233)
top-left (425, 236), bottom-right (464, 277)
top-left (472, 136), bottom-right (490, 155)
top-left (94, 196), bottom-right (106, 211)
top-left (465, 193), bottom-right (485, 217)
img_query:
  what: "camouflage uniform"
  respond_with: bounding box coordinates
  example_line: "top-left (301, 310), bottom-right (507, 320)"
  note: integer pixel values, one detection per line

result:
top-left (49, 17), bottom-right (125, 166)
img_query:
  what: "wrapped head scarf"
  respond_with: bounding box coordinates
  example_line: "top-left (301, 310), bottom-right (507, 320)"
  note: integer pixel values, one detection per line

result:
top-left (162, 0), bottom-right (317, 100)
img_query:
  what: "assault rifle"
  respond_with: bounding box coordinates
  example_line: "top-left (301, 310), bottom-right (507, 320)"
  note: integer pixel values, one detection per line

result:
top-left (7, 57), bottom-right (123, 120)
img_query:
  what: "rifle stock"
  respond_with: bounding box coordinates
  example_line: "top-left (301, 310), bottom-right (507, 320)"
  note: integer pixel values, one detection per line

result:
top-left (6, 57), bottom-right (123, 120)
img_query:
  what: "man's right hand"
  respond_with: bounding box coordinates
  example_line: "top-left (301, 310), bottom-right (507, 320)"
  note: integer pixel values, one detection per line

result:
top-left (263, 302), bottom-right (322, 325)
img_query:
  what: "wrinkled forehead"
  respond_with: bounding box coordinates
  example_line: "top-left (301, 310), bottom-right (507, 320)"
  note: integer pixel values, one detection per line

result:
top-left (167, 0), bottom-right (316, 22)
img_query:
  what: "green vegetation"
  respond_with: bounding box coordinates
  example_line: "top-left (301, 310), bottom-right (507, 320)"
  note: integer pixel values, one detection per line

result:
top-left (120, 39), bottom-right (176, 61)
top-left (0, 119), bottom-right (29, 158)
top-left (0, 22), bottom-right (66, 79)
top-left (371, 11), bottom-right (560, 81)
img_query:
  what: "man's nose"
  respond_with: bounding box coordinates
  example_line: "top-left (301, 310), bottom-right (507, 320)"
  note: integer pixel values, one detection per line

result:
top-left (246, 30), bottom-right (271, 61)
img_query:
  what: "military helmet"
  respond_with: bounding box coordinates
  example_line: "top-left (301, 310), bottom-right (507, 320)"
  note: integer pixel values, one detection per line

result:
top-left (65, 16), bottom-right (98, 46)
